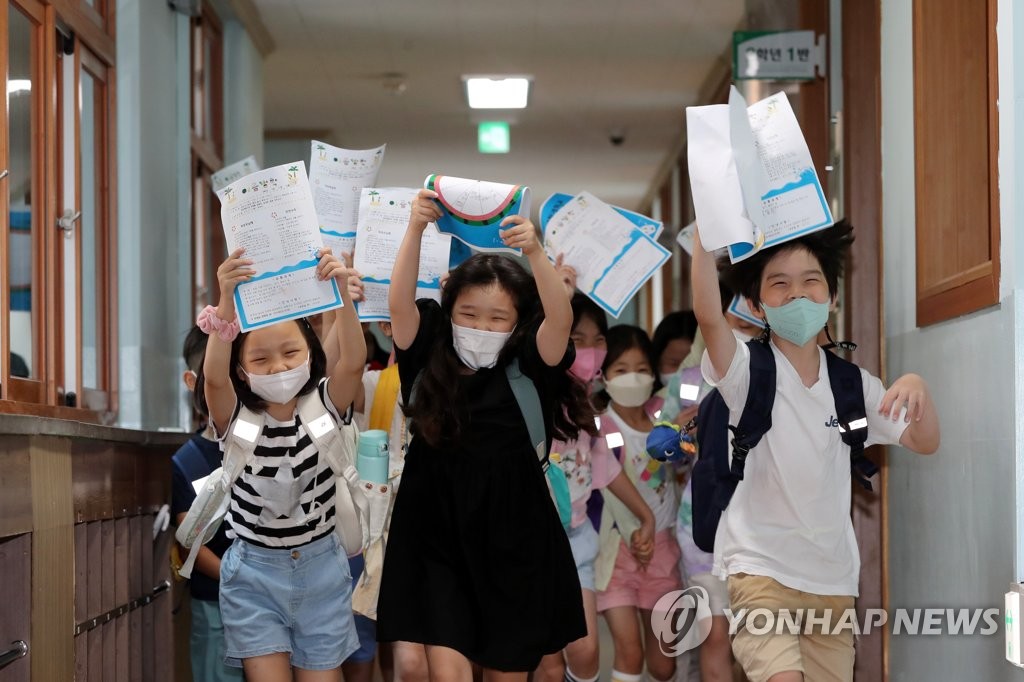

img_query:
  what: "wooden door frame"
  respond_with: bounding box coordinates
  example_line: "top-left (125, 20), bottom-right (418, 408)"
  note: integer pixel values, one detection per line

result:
top-left (841, 1), bottom-right (887, 680)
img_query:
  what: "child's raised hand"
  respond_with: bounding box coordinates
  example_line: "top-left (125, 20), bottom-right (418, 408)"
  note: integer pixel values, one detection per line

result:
top-left (499, 215), bottom-right (542, 256)
top-left (340, 251), bottom-right (365, 302)
top-left (217, 248), bottom-right (255, 296)
top-left (879, 373), bottom-right (932, 423)
top-left (316, 247), bottom-right (350, 285)
top-left (553, 253), bottom-right (577, 296)
top-left (410, 188), bottom-right (443, 233)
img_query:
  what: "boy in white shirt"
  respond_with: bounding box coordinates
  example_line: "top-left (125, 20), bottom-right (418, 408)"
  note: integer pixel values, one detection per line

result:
top-left (690, 222), bottom-right (940, 682)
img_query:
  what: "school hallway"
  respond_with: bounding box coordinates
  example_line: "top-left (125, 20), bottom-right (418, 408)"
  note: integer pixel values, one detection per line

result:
top-left (0, 0), bottom-right (1021, 680)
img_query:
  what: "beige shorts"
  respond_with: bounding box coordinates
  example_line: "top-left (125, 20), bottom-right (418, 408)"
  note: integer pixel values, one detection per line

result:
top-left (727, 573), bottom-right (855, 682)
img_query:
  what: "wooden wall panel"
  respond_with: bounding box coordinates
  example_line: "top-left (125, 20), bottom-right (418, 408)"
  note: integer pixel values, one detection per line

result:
top-left (0, 439), bottom-right (32, 539)
top-left (29, 437), bottom-right (74, 682)
top-left (0, 534), bottom-right (31, 682)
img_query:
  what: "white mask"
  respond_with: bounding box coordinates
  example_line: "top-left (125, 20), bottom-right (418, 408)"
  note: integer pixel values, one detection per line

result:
top-left (604, 372), bottom-right (655, 407)
top-left (451, 322), bottom-right (512, 370)
top-left (243, 355), bottom-right (310, 404)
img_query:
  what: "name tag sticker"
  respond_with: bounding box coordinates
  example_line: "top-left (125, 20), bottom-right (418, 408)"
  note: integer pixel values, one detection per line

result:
top-left (308, 414), bottom-right (335, 439)
top-left (679, 383), bottom-right (700, 402)
top-left (606, 432), bottom-right (625, 449)
top-left (232, 419), bottom-right (260, 443)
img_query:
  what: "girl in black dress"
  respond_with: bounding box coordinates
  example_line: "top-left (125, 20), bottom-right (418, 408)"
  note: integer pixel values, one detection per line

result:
top-left (376, 188), bottom-right (595, 680)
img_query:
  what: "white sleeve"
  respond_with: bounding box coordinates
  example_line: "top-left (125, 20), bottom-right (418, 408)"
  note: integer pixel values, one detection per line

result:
top-left (700, 336), bottom-right (751, 413)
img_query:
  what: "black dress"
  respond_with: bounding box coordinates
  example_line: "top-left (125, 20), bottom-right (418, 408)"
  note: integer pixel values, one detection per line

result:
top-left (376, 300), bottom-right (586, 672)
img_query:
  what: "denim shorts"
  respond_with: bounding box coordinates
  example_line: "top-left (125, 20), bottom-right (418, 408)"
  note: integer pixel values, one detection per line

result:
top-left (219, 533), bottom-right (361, 670)
top-left (567, 521), bottom-right (600, 592)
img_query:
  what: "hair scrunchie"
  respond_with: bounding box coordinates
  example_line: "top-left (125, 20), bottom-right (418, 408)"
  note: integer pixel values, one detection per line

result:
top-left (197, 305), bottom-right (241, 343)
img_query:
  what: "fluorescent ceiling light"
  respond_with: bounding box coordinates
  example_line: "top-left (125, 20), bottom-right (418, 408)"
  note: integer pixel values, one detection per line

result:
top-left (464, 76), bottom-right (530, 109)
top-left (7, 80), bottom-right (31, 94)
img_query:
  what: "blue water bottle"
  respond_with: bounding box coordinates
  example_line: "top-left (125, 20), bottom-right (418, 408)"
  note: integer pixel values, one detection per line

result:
top-left (356, 430), bottom-right (389, 484)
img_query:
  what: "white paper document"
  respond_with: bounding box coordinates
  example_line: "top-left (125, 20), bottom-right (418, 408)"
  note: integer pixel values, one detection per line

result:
top-left (677, 222), bottom-right (696, 255)
top-left (352, 188), bottom-right (452, 321)
top-left (217, 162), bottom-right (342, 331)
top-left (686, 87), bottom-right (833, 263)
top-left (310, 141), bottom-right (386, 258)
top-left (211, 155), bottom-right (260, 193)
top-left (543, 191), bottom-right (670, 318)
top-left (727, 295), bottom-right (766, 329)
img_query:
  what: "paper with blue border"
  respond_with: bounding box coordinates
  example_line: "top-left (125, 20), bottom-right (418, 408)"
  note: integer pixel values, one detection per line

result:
top-left (543, 191), bottom-right (670, 318)
top-left (424, 174), bottom-right (530, 254)
top-left (540, 192), bottom-right (663, 240)
top-left (353, 187), bottom-right (452, 322)
top-left (686, 87), bottom-right (833, 264)
top-left (727, 295), bottom-right (766, 329)
top-left (310, 140), bottom-right (386, 257)
top-left (217, 161), bottom-right (342, 332)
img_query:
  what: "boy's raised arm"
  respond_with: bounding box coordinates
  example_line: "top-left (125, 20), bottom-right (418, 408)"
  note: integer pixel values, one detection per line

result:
top-left (691, 225), bottom-right (738, 379)
top-left (389, 189), bottom-right (441, 351)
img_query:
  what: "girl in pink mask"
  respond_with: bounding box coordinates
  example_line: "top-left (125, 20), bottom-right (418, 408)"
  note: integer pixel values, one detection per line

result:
top-left (377, 188), bottom-right (598, 680)
top-left (534, 295), bottom-right (656, 682)
top-left (594, 325), bottom-right (684, 682)
top-left (201, 246), bottom-right (366, 681)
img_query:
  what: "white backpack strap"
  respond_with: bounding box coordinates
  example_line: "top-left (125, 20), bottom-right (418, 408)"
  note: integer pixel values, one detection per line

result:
top-left (177, 406), bottom-right (263, 579)
top-left (296, 392), bottom-right (367, 556)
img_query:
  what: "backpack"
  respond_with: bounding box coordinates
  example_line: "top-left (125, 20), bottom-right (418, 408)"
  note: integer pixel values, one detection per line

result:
top-left (409, 358), bottom-right (571, 529)
top-left (690, 340), bottom-right (878, 553)
top-left (175, 390), bottom-right (384, 578)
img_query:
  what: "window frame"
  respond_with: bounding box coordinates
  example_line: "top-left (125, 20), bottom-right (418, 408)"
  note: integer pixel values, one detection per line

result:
top-left (0, 0), bottom-right (117, 421)
top-left (912, 0), bottom-right (1000, 326)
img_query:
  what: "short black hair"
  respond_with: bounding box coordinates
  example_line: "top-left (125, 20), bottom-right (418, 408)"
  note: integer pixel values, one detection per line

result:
top-left (651, 310), bottom-right (697, 365)
top-left (719, 220), bottom-right (854, 308)
top-left (570, 293), bottom-right (608, 336)
top-left (182, 325), bottom-right (208, 373)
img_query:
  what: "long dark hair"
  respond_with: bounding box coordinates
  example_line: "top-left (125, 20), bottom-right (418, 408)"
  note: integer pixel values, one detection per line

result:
top-left (228, 317), bottom-right (328, 412)
top-left (406, 254), bottom-right (596, 448)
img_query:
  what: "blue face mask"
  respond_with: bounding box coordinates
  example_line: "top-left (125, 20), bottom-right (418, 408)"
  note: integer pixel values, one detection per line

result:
top-left (762, 298), bottom-right (830, 347)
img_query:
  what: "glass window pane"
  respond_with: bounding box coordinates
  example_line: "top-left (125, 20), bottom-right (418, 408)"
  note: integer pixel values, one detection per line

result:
top-left (81, 70), bottom-right (100, 389)
top-left (8, 6), bottom-right (36, 380)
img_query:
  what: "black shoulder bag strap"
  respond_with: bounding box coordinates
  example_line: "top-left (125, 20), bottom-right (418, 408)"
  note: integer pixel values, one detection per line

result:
top-left (824, 350), bottom-right (877, 491)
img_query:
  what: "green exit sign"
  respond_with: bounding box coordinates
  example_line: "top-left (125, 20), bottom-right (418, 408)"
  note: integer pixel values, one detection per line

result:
top-left (478, 122), bottom-right (510, 154)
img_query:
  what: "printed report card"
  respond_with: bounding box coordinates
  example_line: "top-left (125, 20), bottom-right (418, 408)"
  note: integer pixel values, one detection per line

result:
top-left (352, 187), bottom-right (452, 322)
top-left (310, 141), bottom-right (386, 258)
top-left (217, 161), bottom-right (342, 331)
top-left (543, 191), bottom-right (670, 318)
top-left (686, 86), bottom-right (833, 262)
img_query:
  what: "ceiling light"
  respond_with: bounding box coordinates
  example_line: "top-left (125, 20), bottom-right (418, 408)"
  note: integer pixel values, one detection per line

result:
top-left (463, 75), bottom-right (530, 109)
top-left (7, 80), bottom-right (31, 94)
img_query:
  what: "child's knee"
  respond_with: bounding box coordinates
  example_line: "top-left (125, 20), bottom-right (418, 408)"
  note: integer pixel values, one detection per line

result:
top-left (645, 652), bottom-right (676, 682)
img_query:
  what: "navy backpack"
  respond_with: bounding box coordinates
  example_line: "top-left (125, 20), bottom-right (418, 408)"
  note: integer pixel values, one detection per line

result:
top-left (690, 339), bottom-right (879, 553)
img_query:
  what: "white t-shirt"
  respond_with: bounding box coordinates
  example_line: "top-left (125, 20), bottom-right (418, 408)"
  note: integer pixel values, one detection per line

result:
top-left (702, 338), bottom-right (909, 596)
top-left (605, 409), bottom-right (679, 532)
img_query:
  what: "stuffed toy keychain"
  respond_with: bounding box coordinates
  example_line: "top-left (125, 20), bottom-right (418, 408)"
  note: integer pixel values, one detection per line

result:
top-left (645, 421), bottom-right (697, 464)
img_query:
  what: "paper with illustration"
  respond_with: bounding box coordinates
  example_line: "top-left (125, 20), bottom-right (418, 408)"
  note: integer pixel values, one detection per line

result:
top-left (424, 174), bottom-right (530, 254)
top-left (352, 188), bottom-right (452, 321)
top-left (543, 191), bottom-right (670, 318)
top-left (217, 161), bottom-right (342, 331)
top-left (212, 155), bottom-right (261, 193)
top-left (310, 141), bottom-right (386, 258)
top-left (686, 86), bottom-right (833, 263)
top-left (539, 192), bottom-right (663, 240)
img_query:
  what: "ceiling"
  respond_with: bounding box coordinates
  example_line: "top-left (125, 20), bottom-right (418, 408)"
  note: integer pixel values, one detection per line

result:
top-left (255, 0), bottom-right (744, 222)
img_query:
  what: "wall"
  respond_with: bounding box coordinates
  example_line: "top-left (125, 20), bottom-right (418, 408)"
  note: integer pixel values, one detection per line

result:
top-left (881, 0), bottom-right (1022, 679)
top-left (116, 1), bottom-right (190, 430)
top-left (117, 2), bottom-right (266, 430)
